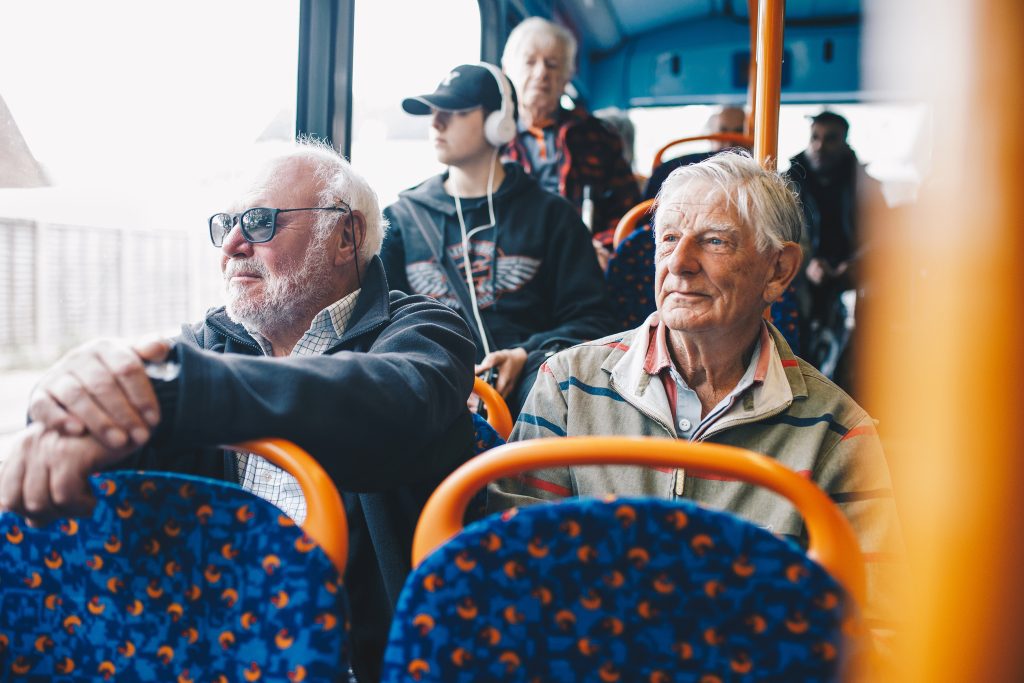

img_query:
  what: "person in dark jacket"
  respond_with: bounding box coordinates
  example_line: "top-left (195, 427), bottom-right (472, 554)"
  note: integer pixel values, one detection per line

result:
top-left (381, 63), bottom-right (616, 416)
top-left (0, 139), bottom-right (477, 683)
top-left (501, 18), bottom-right (641, 246)
top-left (787, 111), bottom-right (884, 384)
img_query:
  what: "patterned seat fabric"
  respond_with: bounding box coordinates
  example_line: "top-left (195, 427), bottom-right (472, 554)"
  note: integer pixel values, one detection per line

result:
top-left (606, 226), bottom-right (656, 330)
top-left (0, 471), bottom-right (348, 682)
top-left (472, 413), bottom-right (506, 455)
top-left (383, 497), bottom-right (856, 682)
top-left (772, 283), bottom-right (803, 355)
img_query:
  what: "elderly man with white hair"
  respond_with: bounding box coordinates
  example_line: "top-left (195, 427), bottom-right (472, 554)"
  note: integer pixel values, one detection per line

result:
top-left (490, 151), bottom-right (900, 638)
top-left (501, 17), bottom-right (641, 245)
top-left (0, 138), bottom-right (477, 683)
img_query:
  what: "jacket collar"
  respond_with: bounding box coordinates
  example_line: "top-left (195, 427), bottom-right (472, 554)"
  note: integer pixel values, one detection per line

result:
top-left (205, 255), bottom-right (392, 348)
top-left (606, 314), bottom-right (803, 433)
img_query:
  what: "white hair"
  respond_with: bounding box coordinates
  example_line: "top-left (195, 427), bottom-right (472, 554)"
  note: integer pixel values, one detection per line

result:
top-left (286, 135), bottom-right (387, 265)
top-left (501, 17), bottom-right (577, 81)
top-left (654, 150), bottom-right (803, 252)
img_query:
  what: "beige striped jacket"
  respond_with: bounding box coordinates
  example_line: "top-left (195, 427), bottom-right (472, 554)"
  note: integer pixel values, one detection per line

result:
top-left (489, 317), bottom-right (903, 632)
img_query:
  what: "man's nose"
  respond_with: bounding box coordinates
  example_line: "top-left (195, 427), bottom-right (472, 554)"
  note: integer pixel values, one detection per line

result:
top-left (221, 221), bottom-right (252, 257)
top-left (667, 237), bottom-right (700, 275)
top-left (431, 111), bottom-right (447, 130)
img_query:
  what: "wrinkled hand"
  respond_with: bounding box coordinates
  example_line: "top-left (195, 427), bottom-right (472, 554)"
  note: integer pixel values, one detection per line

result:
top-left (0, 423), bottom-right (133, 527)
top-left (28, 337), bottom-right (172, 450)
top-left (593, 239), bottom-right (613, 271)
top-left (475, 348), bottom-right (528, 398)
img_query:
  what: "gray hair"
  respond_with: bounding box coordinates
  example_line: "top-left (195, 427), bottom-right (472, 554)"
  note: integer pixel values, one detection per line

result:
top-left (654, 151), bottom-right (803, 252)
top-left (501, 17), bottom-right (577, 81)
top-left (284, 136), bottom-right (387, 264)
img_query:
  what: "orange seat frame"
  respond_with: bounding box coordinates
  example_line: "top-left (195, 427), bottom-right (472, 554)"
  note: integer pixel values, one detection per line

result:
top-left (411, 436), bottom-right (866, 607)
top-left (226, 439), bottom-right (347, 574)
top-left (611, 198), bottom-right (656, 250)
top-left (651, 132), bottom-right (755, 171)
top-left (472, 376), bottom-right (513, 440)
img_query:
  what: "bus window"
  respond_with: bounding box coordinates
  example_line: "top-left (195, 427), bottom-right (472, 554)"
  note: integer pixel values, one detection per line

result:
top-left (630, 103), bottom-right (928, 207)
top-left (350, 0), bottom-right (481, 207)
top-left (0, 1), bottom-right (300, 447)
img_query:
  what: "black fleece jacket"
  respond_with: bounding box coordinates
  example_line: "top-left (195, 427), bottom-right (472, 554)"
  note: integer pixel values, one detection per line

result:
top-left (124, 256), bottom-right (476, 683)
top-left (380, 162), bottom-right (616, 361)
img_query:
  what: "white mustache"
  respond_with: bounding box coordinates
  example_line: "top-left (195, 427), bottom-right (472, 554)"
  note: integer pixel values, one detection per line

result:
top-left (224, 258), bottom-right (269, 279)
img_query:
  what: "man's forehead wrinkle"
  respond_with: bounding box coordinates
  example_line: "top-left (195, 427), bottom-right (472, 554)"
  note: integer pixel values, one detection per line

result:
top-left (656, 201), bottom-right (739, 233)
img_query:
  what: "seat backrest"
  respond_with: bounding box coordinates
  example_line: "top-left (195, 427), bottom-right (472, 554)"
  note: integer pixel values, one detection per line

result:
top-left (651, 133), bottom-right (756, 172)
top-left (0, 440), bottom-right (349, 681)
top-left (612, 198), bottom-right (655, 251)
top-left (606, 225), bottom-right (656, 330)
top-left (382, 437), bottom-right (867, 682)
top-left (771, 281), bottom-right (803, 355)
top-left (471, 413), bottom-right (506, 454)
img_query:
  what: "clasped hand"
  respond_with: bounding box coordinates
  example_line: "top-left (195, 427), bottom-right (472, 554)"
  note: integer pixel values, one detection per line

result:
top-left (0, 337), bottom-right (172, 526)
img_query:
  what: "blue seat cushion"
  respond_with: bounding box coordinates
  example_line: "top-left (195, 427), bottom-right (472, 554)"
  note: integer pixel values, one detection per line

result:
top-left (0, 470), bottom-right (348, 681)
top-left (383, 497), bottom-right (856, 682)
top-left (472, 413), bottom-right (506, 454)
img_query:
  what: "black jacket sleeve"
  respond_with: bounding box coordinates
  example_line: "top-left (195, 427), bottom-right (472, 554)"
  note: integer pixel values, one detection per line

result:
top-left (518, 203), bottom-right (617, 353)
top-left (160, 295), bottom-right (476, 492)
top-left (380, 206), bottom-right (412, 293)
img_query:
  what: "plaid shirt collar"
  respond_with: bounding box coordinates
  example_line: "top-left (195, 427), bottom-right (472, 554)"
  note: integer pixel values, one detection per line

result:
top-left (248, 288), bottom-right (362, 358)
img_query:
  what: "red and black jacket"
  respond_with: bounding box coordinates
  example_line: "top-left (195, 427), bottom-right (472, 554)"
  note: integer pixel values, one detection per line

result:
top-left (504, 106), bottom-right (641, 245)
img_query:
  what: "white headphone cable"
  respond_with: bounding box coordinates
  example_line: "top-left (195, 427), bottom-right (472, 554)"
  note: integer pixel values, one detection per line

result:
top-left (451, 148), bottom-right (500, 357)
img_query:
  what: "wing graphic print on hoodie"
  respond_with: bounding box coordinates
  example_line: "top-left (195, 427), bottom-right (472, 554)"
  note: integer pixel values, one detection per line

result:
top-left (406, 239), bottom-right (540, 310)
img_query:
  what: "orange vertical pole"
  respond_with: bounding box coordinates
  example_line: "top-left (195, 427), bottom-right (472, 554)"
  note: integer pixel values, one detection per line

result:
top-left (752, 0), bottom-right (784, 169)
top-left (746, 0), bottom-right (758, 136)
top-left (865, 0), bottom-right (1024, 680)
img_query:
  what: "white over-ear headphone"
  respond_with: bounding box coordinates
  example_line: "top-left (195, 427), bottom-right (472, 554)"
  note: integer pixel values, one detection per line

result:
top-left (478, 62), bottom-right (516, 147)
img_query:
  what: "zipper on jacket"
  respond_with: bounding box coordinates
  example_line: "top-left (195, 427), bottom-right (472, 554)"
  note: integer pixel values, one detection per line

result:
top-left (609, 373), bottom-right (794, 499)
top-left (205, 319), bottom-right (262, 352)
top-left (697, 400), bottom-right (793, 442)
top-left (606, 373), bottom-right (681, 498)
top-left (607, 375), bottom-right (676, 438)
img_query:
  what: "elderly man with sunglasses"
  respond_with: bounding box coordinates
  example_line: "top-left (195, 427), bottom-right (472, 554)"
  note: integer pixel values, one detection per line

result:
top-left (0, 138), bottom-right (476, 683)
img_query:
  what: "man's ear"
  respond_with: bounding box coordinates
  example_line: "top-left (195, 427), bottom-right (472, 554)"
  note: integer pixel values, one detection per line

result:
top-left (763, 241), bottom-right (802, 304)
top-left (334, 211), bottom-right (367, 267)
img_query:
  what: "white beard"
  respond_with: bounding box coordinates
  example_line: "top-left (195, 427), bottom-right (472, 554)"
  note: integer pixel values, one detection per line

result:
top-left (224, 238), bottom-right (335, 336)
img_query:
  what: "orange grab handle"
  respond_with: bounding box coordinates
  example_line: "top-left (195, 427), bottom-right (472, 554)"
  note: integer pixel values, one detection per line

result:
top-left (411, 436), bottom-right (866, 607)
top-left (651, 133), bottom-right (756, 171)
top-left (227, 439), bottom-right (347, 575)
top-left (612, 198), bottom-right (656, 250)
top-left (473, 376), bottom-right (514, 440)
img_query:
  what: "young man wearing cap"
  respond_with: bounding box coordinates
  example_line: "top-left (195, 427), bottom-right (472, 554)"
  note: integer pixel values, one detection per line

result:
top-left (381, 63), bottom-right (615, 416)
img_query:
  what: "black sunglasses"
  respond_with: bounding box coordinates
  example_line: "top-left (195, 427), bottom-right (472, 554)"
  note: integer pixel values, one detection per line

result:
top-left (208, 206), bottom-right (350, 247)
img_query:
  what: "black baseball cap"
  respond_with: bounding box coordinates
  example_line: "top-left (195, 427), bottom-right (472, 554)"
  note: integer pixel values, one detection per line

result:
top-left (402, 63), bottom-right (517, 116)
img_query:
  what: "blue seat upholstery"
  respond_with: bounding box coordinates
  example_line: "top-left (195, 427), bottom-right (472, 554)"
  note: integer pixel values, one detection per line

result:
top-left (606, 226), bottom-right (656, 330)
top-left (0, 471), bottom-right (348, 681)
top-left (472, 412), bottom-right (506, 454)
top-left (382, 497), bottom-right (856, 682)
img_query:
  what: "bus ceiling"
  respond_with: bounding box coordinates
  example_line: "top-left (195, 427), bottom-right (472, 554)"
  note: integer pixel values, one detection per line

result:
top-left (487, 0), bottom-right (862, 109)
